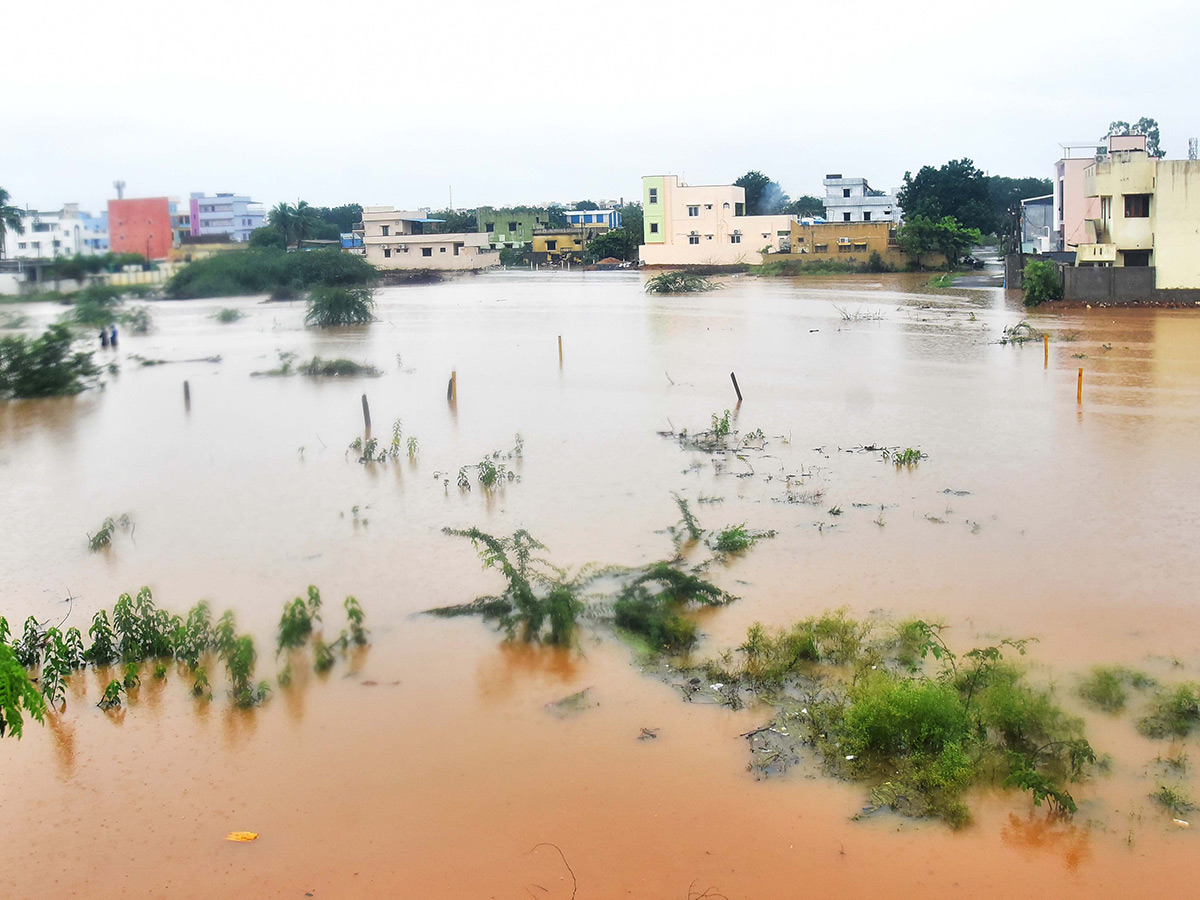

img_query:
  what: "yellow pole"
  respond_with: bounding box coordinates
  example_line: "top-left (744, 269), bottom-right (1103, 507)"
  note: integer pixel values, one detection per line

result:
top-left (1077, 367), bottom-right (1083, 404)
top-left (1043, 334), bottom-right (1049, 368)
top-left (451, 370), bottom-right (457, 402)
top-left (558, 334), bottom-right (563, 364)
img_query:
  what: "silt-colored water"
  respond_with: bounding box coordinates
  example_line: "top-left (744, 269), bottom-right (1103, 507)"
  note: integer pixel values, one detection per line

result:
top-left (2, 271), bottom-right (1199, 898)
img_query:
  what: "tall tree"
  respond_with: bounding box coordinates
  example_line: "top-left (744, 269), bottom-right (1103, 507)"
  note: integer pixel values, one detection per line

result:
top-left (897, 159), bottom-right (996, 234)
top-left (1108, 117), bottom-right (1164, 157)
top-left (782, 195), bottom-right (825, 218)
top-left (0, 187), bottom-right (24, 259)
top-left (896, 215), bottom-right (981, 269)
top-left (734, 171), bottom-right (788, 216)
top-left (269, 202), bottom-right (296, 248)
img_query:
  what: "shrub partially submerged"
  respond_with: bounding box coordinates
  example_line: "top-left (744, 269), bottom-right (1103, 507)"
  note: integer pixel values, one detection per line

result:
top-left (0, 324), bottom-right (99, 398)
top-left (644, 272), bottom-right (718, 294)
top-left (305, 284), bottom-right (376, 327)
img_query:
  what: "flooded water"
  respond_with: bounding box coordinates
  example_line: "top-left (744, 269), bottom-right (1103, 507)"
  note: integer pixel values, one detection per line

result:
top-left (2, 271), bottom-right (1200, 898)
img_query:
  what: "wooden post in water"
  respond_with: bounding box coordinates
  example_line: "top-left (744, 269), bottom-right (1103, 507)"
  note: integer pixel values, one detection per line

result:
top-left (1044, 334), bottom-right (1049, 368)
top-left (183, 380), bottom-right (190, 407)
top-left (361, 393), bottom-right (371, 429)
top-left (447, 370), bottom-right (457, 402)
top-left (1077, 368), bottom-right (1083, 404)
top-left (558, 335), bottom-right (563, 365)
top-left (730, 371), bottom-right (743, 403)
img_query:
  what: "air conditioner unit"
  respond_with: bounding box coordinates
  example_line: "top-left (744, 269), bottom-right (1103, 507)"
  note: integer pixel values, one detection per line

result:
top-left (838, 237), bottom-right (851, 244)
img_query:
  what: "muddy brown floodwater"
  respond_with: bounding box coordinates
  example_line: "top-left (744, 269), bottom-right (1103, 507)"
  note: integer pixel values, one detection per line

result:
top-left (3, 271), bottom-right (1200, 898)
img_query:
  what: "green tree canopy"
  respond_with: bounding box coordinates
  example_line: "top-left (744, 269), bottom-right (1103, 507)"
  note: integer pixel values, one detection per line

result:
top-left (428, 209), bottom-right (477, 234)
top-left (782, 195), bottom-right (825, 218)
top-left (572, 200), bottom-right (600, 211)
top-left (896, 215), bottom-right (981, 269)
top-left (734, 171), bottom-right (789, 216)
top-left (1108, 117), bottom-right (1164, 157)
top-left (897, 159), bottom-right (996, 234)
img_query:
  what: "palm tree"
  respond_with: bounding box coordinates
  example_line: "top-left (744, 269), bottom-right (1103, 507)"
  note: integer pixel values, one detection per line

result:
top-left (293, 201), bottom-right (319, 250)
top-left (269, 202), bottom-right (296, 249)
top-left (0, 187), bottom-right (24, 259)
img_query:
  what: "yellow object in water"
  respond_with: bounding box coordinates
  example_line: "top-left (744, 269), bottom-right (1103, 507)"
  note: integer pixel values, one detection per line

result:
top-left (226, 831), bottom-right (259, 842)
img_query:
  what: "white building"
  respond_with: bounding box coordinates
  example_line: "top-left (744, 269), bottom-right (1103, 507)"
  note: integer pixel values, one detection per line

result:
top-left (188, 192), bottom-right (266, 242)
top-left (822, 175), bottom-right (901, 223)
top-left (359, 207), bottom-right (498, 270)
top-left (640, 175), bottom-right (795, 266)
top-left (6, 203), bottom-right (109, 259)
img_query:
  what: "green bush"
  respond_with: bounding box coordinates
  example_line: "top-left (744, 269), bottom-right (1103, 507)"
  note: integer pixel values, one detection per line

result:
top-left (644, 271), bottom-right (718, 293)
top-left (304, 285), bottom-right (376, 327)
top-left (165, 249), bottom-right (376, 299)
top-left (613, 590), bottom-right (698, 652)
top-left (0, 324), bottom-right (99, 398)
top-left (1022, 259), bottom-right (1063, 306)
top-left (843, 674), bottom-right (971, 758)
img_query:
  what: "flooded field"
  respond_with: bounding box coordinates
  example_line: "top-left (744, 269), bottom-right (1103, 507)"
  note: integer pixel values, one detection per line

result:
top-left (3, 270), bottom-right (1200, 898)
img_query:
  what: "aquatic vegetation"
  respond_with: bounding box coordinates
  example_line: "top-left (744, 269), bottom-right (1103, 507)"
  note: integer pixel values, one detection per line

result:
top-left (213, 307), bottom-right (246, 323)
top-left (1151, 783), bottom-right (1195, 815)
top-left (999, 320), bottom-right (1044, 346)
top-left (305, 284), bottom-right (376, 327)
top-left (87, 513), bottom-right (131, 551)
top-left (343, 596), bottom-right (368, 646)
top-left (97, 679), bottom-right (125, 710)
top-left (1137, 683), bottom-right (1200, 738)
top-left (124, 305), bottom-right (152, 335)
top-left (1077, 666), bottom-right (1154, 713)
top-left (255, 354), bottom-right (380, 377)
top-left (0, 323), bottom-right (100, 398)
top-left (688, 616), bottom-right (1094, 826)
top-left (710, 523), bottom-right (776, 554)
top-left (644, 271), bottom-right (719, 293)
top-left (0, 637), bottom-right (45, 738)
top-left (612, 591), bottom-right (697, 652)
top-left (225, 635), bottom-right (269, 707)
top-left (886, 447), bottom-right (925, 467)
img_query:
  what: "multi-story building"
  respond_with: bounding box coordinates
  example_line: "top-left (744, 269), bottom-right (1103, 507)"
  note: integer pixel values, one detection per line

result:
top-left (188, 192), bottom-right (266, 242)
top-left (359, 207), bottom-right (498, 270)
top-left (1053, 135), bottom-right (1148, 251)
top-left (169, 199), bottom-right (192, 246)
top-left (639, 175), bottom-right (795, 266)
top-left (475, 207), bottom-right (550, 249)
top-left (530, 225), bottom-right (608, 265)
top-left (6, 204), bottom-right (109, 259)
top-left (108, 197), bottom-right (173, 259)
top-left (563, 208), bottom-right (622, 229)
top-left (822, 175), bottom-right (901, 223)
top-left (1076, 141), bottom-right (1200, 289)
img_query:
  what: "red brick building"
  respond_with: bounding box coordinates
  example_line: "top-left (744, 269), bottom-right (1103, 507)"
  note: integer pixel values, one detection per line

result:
top-left (107, 197), bottom-right (172, 260)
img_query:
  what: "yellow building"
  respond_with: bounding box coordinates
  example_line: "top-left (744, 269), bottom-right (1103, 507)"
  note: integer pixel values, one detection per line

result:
top-left (530, 226), bottom-right (605, 264)
top-left (769, 220), bottom-right (942, 269)
top-left (1077, 148), bottom-right (1200, 290)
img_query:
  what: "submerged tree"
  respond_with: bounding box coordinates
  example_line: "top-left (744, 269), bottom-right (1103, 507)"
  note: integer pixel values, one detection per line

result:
top-left (304, 284), bottom-right (376, 327)
top-left (0, 324), bottom-right (99, 399)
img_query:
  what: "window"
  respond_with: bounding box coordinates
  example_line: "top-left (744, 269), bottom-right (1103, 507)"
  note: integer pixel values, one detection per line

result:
top-left (761, 233), bottom-right (769, 239)
top-left (838, 243), bottom-right (853, 253)
top-left (843, 188), bottom-right (851, 198)
top-left (704, 204), bottom-right (712, 210)
top-left (508, 221), bottom-right (518, 231)
top-left (546, 240), bottom-right (557, 251)
top-left (381, 225), bottom-right (389, 236)
top-left (814, 243), bottom-right (828, 253)
top-left (422, 247), bottom-right (433, 257)
top-left (649, 188), bottom-right (658, 204)
top-left (843, 212), bottom-right (851, 222)
top-left (1124, 194), bottom-right (1150, 218)
top-left (383, 248), bottom-right (392, 258)
top-left (485, 222), bottom-right (495, 232)
top-left (1100, 196), bottom-right (1112, 221)
top-left (723, 202), bottom-right (730, 210)
top-left (863, 212), bottom-right (871, 222)
top-left (735, 203), bottom-right (745, 216)
top-left (688, 234), bottom-right (700, 245)
top-left (730, 233), bottom-right (741, 244)
top-left (687, 206), bottom-right (700, 217)
top-left (1122, 249), bottom-right (1151, 266)
top-left (777, 230), bottom-right (789, 236)
top-left (17, 242), bottom-right (25, 249)
top-left (649, 223), bottom-right (659, 234)
top-left (705, 235), bottom-right (713, 240)
top-left (440, 246), bottom-right (446, 252)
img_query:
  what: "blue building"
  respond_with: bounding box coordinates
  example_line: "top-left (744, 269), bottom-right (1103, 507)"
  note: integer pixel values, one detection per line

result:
top-left (563, 208), bottom-right (621, 228)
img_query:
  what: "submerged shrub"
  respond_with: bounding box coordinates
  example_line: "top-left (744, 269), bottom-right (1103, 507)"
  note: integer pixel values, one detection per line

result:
top-left (0, 641), bottom-right (46, 739)
top-left (613, 589), bottom-right (698, 652)
top-left (1138, 683), bottom-right (1200, 738)
top-left (305, 284), bottom-right (376, 327)
top-left (843, 674), bottom-right (971, 759)
top-left (644, 271), bottom-right (718, 293)
top-left (0, 324), bottom-right (99, 398)
top-left (1022, 259), bottom-right (1063, 307)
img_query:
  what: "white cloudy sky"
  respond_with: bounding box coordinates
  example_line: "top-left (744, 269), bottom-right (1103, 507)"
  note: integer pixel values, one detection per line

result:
top-left (3, 0), bottom-right (1196, 213)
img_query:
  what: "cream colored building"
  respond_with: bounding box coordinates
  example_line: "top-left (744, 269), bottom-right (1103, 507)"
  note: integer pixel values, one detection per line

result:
top-left (1076, 145), bottom-right (1200, 289)
top-left (359, 207), bottom-right (498, 270)
top-left (640, 175), bottom-right (795, 266)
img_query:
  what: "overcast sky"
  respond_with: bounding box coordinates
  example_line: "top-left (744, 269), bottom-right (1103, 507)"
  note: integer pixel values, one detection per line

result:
top-left (4, 0), bottom-right (1196, 214)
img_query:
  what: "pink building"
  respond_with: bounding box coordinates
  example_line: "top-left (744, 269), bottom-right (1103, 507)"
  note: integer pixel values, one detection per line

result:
top-left (1054, 134), bottom-right (1148, 251)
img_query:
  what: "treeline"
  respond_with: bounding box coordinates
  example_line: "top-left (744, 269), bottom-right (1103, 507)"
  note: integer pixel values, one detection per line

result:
top-left (166, 248), bottom-right (376, 300)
